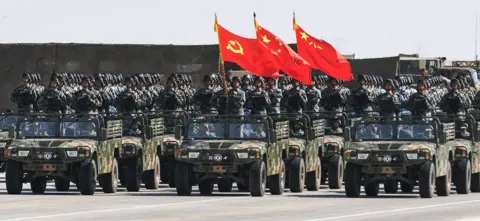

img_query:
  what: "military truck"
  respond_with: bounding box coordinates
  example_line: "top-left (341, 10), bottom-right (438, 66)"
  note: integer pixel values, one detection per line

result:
top-left (343, 116), bottom-right (454, 198)
top-left (174, 115), bottom-right (290, 197)
top-left (108, 113), bottom-right (164, 191)
top-left (5, 113), bottom-right (122, 195)
top-left (437, 114), bottom-right (480, 194)
top-left (157, 111), bottom-right (189, 188)
top-left (282, 113), bottom-right (324, 192)
top-left (0, 113), bottom-right (20, 172)
top-left (317, 112), bottom-right (350, 189)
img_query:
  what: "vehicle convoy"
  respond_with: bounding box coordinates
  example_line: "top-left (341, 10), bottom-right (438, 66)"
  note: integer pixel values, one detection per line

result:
top-left (174, 115), bottom-right (290, 197)
top-left (0, 113), bottom-right (20, 172)
top-left (156, 111), bottom-right (189, 188)
top-left (318, 112), bottom-right (350, 189)
top-left (5, 113), bottom-right (123, 195)
top-left (109, 113), bottom-right (164, 191)
top-left (439, 114), bottom-right (480, 194)
top-left (343, 116), bottom-right (454, 198)
top-left (282, 113), bottom-right (324, 192)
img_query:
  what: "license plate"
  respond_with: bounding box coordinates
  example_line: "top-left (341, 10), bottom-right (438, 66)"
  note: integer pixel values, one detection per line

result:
top-left (382, 167), bottom-right (394, 174)
top-left (212, 165), bottom-right (226, 173)
top-left (42, 164), bottom-right (56, 171)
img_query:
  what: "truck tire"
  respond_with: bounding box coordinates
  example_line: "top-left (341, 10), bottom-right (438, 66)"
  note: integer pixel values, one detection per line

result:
top-left (436, 161), bottom-right (451, 196)
top-left (218, 178), bottom-right (233, 192)
top-left (328, 155), bottom-right (343, 189)
top-left (305, 157), bottom-right (321, 191)
top-left (268, 160), bottom-right (285, 195)
top-left (175, 162), bottom-right (192, 196)
top-left (100, 158), bottom-right (119, 193)
top-left (54, 177), bottom-right (70, 191)
top-left (237, 181), bottom-right (249, 191)
top-left (419, 161), bottom-right (435, 198)
top-left (400, 182), bottom-right (414, 193)
top-left (78, 159), bottom-right (96, 195)
top-left (199, 179), bottom-right (214, 195)
top-left (6, 159), bottom-right (23, 194)
top-left (344, 163), bottom-right (361, 197)
top-left (289, 157), bottom-right (305, 193)
top-left (143, 156), bottom-right (161, 190)
top-left (168, 160), bottom-right (176, 188)
top-left (455, 158), bottom-right (471, 194)
top-left (30, 177), bottom-right (47, 194)
top-left (364, 181), bottom-right (379, 197)
top-left (126, 158), bottom-right (142, 192)
top-left (249, 160), bottom-right (266, 197)
top-left (384, 180), bottom-right (398, 193)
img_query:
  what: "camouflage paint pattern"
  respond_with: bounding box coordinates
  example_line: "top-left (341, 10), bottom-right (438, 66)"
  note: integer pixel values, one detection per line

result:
top-left (345, 140), bottom-right (452, 177)
top-left (98, 120), bottom-right (123, 174)
top-left (454, 139), bottom-right (480, 174)
top-left (288, 137), bottom-right (322, 173)
top-left (266, 140), bottom-right (288, 176)
top-left (323, 135), bottom-right (344, 156)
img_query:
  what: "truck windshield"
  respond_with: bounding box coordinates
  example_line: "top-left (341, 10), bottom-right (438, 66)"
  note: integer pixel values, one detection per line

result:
top-left (60, 122), bottom-right (98, 137)
top-left (228, 123), bottom-right (266, 139)
top-left (187, 122), bottom-right (225, 139)
top-left (19, 121), bottom-right (56, 137)
top-left (397, 124), bottom-right (434, 140)
top-left (355, 124), bottom-right (393, 140)
top-left (0, 116), bottom-right (19, 131)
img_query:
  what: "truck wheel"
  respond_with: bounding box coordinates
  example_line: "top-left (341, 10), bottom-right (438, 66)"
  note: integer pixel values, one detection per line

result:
top-left (384, 180), bottom-right (398, 193)
top-left (126, 158), bottom-right (142, 192)
top-left (30, 177), bottom-right (47, 194)
top-left (143, 156), bottom-right (160, 190)
top-left (218, 178), bottom-right (233, 192)
top-left (400, 182), bottom-right (414, 193)
top-left (6, 160), bottom-right (23, 194)
top-left (249, 160), bottom-right (266, 197)
top-left (306, 157), bottom-right (321, 191)
top-left (175, 162), bottom-right (192, 196)
top-left (78, 159), bottom-right (97, 195)
top-left (119, 167), bottom-right (126, 187)
top-left (419, 161), bottom-right (435, 198)
top-left (54, 177), bottom-right (70, 191)
top-left (328, 155), bottom-right (343, 189)
top-left (436, 161), bottom-right (451, 196)
top-left (268, 159), bottom-right (285, 195)
top-left (364, 181), bottom-right (379, 197)
top-left (198, 179), bottom-right (214, 195)
top-left (100, 158), bottom-right (119, 193)
top-left (471, 172), bottom-right (480, 192)
top-left (344, 163), bottom-right (361, 197)
top-left (160, 161), bottom-right (168, 183)
top-left (168, 160), bottom-right (176, 188)
top-left (321, 167), bottom-right (327, 184)
top-left (455, 158), bottom-right (471, 194)
top-left (289, 157), bottom-right (305, 193)
top-left (237, 181), bottom-right (249, 191)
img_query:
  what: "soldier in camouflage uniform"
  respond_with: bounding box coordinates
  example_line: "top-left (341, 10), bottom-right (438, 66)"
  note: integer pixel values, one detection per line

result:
top-left (265, 77), bottom-right (283, 115)
top-left (406, 79), bottom-right (436, 118)
top-left (37, 77), bottom-right (68, 114)
top-left (322, 77), bottom-right (350, 133)
top-left (377, 79), bottom-right (403, 117)
top-left (160, 75), bottom-right (186, 112)
top-left (116, 77), bottom-right (143, 113)
top-left (348, 74), bottom-right (377, 115)
top-left (192, 74), bottom-right (217, 114)
top-left (72, 77), bottom-right (101, 114)
top-left (285, 79), bottom-right (308, 114)
top-left (305, 76), bottom-right (322, 118)
top-left (10, 73), bottom-right (39, 113)
top-left (241, 74), bottom-right (255, 93)
top-left (246, 77), bottom-right (270, 116)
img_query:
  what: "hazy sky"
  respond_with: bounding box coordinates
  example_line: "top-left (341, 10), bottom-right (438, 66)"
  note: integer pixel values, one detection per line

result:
top-left (0, 0), bottom-right (479, 60)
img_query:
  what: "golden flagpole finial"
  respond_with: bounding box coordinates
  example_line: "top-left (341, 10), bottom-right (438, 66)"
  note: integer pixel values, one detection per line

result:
top-left (214, 13), bottom-right (218, 32)
top-left (293, 11), bottom-right (297, 31)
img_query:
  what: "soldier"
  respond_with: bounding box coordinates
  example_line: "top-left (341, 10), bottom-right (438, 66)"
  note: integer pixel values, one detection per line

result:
top-left (160, 75), bottom-right (186, 111)
top-left (377, 79), bottom-right (403, 117)
top-left (37, 77), bottom-right (68, 114)
top-left (226, 76), bottom-right (246, 116)
top-left (321, 77), bottom-right (350, 133)
top-left (241, 74), bottom-right (255, 93)
top-left (265, 77), bottom-right (283, 115)
top-left (116, 76), bottom-right (142, 113)
top-left (285, 79), bottom-right (308, 114)
top-left (348, 74), bottom-right (377, 115)
top-left (72, 77), bottom-right (101, 114)
top-left (246, 77), bottom-right (270, 116)
top-left (405, 79), bottom-right (436, 117)
top-left (94, 73), bottom-right (115, 114)
top-left (192, 74), bottom-right (217, 114)
top-left (10, 73), bottom-right (38, 113)
top-left (305, 76), bottom-right (322, 117)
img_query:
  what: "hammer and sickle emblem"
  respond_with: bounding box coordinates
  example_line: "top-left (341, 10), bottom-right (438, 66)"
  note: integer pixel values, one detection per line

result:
top-left (226, 40), bottom-right (244, 54)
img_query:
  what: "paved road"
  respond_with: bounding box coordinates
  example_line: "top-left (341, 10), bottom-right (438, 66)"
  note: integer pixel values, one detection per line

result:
top-left (0, 175), bottom-right (478, 221)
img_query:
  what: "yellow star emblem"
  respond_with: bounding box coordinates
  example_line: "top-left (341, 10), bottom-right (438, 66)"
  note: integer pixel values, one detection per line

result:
top-left (300, 32), bottom-right (309, 41)
top-left (262, 35), bottom-right (271, 44)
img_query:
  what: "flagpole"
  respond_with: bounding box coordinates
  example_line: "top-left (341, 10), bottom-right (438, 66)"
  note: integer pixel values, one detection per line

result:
top-left (214, 14), bottom-right (229, 113)
top-left (293, 11), bottom-right (297, 31)
top-left (253, 12), bottom-right (259, 38)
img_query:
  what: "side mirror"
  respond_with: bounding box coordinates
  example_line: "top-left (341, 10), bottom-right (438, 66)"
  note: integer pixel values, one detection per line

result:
top-left (101, 128), bottom-right (108, 141)
top-left (8, 125), bottom-right (16, 139)
top-left (343, 127), bottom-right (351, 141)
top-left (174, 126), bottom-right (182, 140)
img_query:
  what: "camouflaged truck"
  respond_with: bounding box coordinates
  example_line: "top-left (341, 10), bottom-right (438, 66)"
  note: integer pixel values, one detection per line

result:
top-left (107, 113), bottom-right (164, 191)
top-left (343, 116), bottom-right (454, 198)
top-left (317, 112), bottom-right (351, 189)
top-left (174, 115), bottom-right (290, 197)
top-left (438, 114), bottom-right (480, 194)
top-left (0, 113), bottom-right (20, 172)
top-left (5, 113), bottom-right (122, 195)
top-left (157, 111), bottom-right (189, 188)
top-left (281, 113), bottom-right (325, 192)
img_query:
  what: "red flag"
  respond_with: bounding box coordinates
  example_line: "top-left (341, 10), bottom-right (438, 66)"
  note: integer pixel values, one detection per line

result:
top-left (255, 21), bottom-right (312, 85)
top-left (294, 23), bottom-right (354, 81)
top-left (215, 21), bottom-right (282, 78)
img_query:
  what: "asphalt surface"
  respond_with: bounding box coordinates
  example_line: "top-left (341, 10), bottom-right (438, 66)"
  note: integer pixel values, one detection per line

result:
top-left (0, 174), bottom-right (478, 221)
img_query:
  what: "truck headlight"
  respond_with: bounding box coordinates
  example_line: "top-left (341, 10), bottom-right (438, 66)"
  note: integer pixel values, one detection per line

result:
top-left (406, 153), bottom-right (418, 160)
top-left (66, 151), bottom-right (78, 157)
top-left (18, 150), bottom-right (29, 157)
top-left (188, 152), bottom-right (199, 158)
top-left (237, 152), bottom-right (248, 159)
top-left (357, 153), bottom-right (369, 160)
